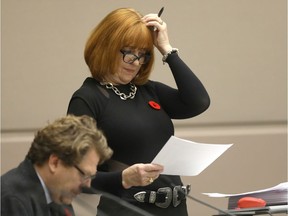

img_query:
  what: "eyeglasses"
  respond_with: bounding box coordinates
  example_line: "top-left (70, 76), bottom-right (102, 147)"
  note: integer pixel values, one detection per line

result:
top-left (120, 50), bottom-right (151, 65)
top-left (74, 165), bottom-right (96, 182)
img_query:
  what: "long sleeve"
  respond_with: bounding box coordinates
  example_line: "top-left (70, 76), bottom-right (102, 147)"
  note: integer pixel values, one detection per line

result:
top-left (1, 196), bottom-right (30, 216)
top-left (154, 53), bottom-right (210, 119)
top-left (1, 159), bottom-right (51, 216)
top-left (67, 53), bottom-right (211, 197)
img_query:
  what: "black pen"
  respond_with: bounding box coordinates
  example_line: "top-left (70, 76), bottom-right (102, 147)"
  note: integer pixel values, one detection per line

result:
top-left (152, 7), bottom-right (165, 31)
top-left (158, 7), bottom-right (164, 17)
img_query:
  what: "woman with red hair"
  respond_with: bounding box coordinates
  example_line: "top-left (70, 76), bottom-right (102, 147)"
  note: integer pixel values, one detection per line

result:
top-left (68, 7), bottom-right (210, 216)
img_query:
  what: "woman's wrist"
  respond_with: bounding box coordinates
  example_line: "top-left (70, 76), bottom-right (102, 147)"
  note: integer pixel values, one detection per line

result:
top-left (162, 48), bottom-right (179, 64)
top-left (158, 45), bottom-right (173, 55)
top-left (121, 170), bottom-right (131, 189)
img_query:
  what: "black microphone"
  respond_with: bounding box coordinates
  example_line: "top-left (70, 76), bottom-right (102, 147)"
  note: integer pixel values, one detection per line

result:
top-left (79, 187), bottom-right (154, 216)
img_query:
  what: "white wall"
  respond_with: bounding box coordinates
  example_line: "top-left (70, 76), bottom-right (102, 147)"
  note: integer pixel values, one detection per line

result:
top-left (1, 0), bottom-right (287, 215)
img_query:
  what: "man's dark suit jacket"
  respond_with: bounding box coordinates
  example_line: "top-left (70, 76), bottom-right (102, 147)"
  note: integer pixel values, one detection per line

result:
top-left (1, 157), bottom-right (51, 216)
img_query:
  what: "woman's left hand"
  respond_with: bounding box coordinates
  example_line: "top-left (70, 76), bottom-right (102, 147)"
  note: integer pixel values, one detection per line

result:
top-left (142, 14), bottom-right (173, 55)
top-left (121, 163), bottom-right (164, 189)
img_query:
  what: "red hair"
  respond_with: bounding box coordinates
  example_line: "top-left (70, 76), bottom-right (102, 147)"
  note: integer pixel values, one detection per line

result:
top-left (84, 8), bottom-right (155, 85)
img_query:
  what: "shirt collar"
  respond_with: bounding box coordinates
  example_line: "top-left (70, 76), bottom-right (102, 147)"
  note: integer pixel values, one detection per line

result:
top-left (36, 171), bottom-right (52, 204)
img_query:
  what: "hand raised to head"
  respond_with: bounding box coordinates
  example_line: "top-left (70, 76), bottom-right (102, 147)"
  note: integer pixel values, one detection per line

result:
top-left (141, 14), bottom-right (172, 55)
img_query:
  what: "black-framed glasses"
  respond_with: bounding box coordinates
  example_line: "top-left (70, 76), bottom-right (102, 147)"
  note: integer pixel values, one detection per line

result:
top-left (74, 165), bottom-right (96, 182)
top-left (120, 50), bottom-right (151, 65)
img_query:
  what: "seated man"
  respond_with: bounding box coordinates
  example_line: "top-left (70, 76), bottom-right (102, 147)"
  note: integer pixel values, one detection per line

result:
top-left (1, 115), bottom-right (113, 216)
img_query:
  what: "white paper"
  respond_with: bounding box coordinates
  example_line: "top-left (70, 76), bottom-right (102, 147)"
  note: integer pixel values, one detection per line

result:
top-left (203, 182), bottom-right (288, 197)
top-left (151, 136), bottom-right (233, 176)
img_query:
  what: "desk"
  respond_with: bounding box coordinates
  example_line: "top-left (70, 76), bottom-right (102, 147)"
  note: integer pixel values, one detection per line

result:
top-left (214, 205), bottom-right (288, 215)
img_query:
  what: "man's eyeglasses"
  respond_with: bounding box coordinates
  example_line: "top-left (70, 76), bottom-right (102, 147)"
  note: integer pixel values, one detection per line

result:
top-left (74, 165), bottom-right (96, 182)
top-left (120, 50), bottom-right (150, 65)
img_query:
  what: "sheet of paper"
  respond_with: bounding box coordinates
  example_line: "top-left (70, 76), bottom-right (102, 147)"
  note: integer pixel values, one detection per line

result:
top-left (203, 182), bottom-right (288, 197)
top-left (151, 136), bottom-right (233, 176)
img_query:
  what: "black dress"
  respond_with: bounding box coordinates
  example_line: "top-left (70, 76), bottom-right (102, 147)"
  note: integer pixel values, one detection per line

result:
top-left (67, 53), bottom-right (210, 216)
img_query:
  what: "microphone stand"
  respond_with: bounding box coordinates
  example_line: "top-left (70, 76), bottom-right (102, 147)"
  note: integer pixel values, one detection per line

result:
top-left (185, 193), bottom-right (236, 216)
top-left (79, 187), bottom-right (154, 216)
top-left (79, 185), bottom-right (236, 216)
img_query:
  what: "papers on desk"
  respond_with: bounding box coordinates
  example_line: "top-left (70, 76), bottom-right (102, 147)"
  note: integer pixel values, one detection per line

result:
top-left (215, 205), bottom-right (288, 215)
top-left (204, 182), bottom-right (288, 209)
top-left (151, 136), bottom-right (233, 176)
top-left (203, 182), bottom-right (288, 198)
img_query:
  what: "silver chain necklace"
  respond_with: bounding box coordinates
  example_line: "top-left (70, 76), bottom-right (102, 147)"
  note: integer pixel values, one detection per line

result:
top-left (100, 82), bottom-right (137, 100)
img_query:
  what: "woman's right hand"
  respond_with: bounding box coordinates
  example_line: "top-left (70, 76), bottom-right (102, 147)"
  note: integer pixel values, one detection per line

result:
top-left (121, 163), bottom-right (164, 189)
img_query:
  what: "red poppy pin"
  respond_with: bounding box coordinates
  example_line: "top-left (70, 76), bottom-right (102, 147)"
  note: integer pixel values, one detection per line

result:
top-left (148, 100), bottom-right (161, 110)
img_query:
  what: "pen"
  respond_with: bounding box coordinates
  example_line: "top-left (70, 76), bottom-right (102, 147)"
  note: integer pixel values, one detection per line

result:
top-left (158, 7), bottom-right (164, 17)
top-left (152, 7), bottom-right (165, 31)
